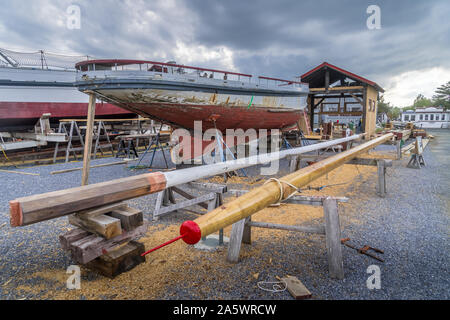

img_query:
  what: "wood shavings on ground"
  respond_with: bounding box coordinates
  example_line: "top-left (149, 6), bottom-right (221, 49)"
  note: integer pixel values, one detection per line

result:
top-left (15, 163), bottom-right (377, 300)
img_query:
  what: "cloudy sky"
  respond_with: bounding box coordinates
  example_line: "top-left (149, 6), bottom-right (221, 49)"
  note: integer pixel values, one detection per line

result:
top-left (0, 0), bottom-right (449, 107)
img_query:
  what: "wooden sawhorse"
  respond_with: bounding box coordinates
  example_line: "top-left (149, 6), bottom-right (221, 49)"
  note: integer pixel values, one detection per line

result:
top-left (226, 192), bottom-right (348, 280)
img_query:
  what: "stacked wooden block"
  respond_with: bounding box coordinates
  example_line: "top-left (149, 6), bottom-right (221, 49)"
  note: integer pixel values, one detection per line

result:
top-left (60, 202), bottom-right (148, 278)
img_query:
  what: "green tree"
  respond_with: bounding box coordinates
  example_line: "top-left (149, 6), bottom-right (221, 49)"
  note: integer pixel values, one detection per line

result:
top-left (377, 96), bottom-right (401, 120)
top-left (413, 94), bottom-right (433, 108)
top-left (432, 81), bottom-right (450, 110)
top-left (377, 95), bottom-right (391, 114)
top-left (389, 107), bottom-right (402, 120)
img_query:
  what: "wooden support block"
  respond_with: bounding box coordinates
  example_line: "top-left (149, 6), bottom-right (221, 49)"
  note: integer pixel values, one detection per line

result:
top-left (59, 228), bottom-right (91, 251)
top-left (281, 276), bottom-right (312, 300)
top-left (68, 224), bottom-right (148, 264)
top-left (109, 207), bottom-right (143, 231)
top-left (76, 202), bottom-right (127, 219)
top-left (85, 241), bottom-right (145, 279)
top-left (69, 214), bottom-right (122, 240)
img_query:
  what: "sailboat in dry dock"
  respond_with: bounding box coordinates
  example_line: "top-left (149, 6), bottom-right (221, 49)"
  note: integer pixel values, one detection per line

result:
top-left (74, 59), bottom-right (309, 133)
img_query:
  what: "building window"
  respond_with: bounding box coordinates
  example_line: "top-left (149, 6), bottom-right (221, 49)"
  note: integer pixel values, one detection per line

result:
top-left (420, 114), bottom-right (423, 120)
top-left (404, 115), bottom-right (409, 121)
top-left (442, 114), bottom-right (446, 121)
top-left (430, 114), bottom-right (434, 121)
top-left (411, 115), bottom-right (416, 121)
top-left (425, 114), bottom-right (429, 120)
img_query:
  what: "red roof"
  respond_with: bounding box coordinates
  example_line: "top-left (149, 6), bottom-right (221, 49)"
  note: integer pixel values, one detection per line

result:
top-left (301, 62), bottom-right (384, 92)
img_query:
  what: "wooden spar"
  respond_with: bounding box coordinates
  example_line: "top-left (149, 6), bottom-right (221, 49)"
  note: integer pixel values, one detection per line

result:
top-left (179, 133), bottom-right (394, 244)
top-left (9, 135), bottom-right (363, 227)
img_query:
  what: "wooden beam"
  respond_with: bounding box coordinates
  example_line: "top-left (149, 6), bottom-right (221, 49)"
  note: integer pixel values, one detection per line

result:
top-left (81, 93), bottom-right (96, 186)
top-left (10, 172), bottom-right (167, 227)
top-left (310, 86), bottom-right (365, 92)
top-left (247, 221), bottom-right (325, 235)
top-left (349, 93), bottom-right (364, 106)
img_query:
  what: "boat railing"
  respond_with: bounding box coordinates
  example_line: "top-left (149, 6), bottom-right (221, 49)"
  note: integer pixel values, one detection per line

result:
top-left (75, 59), bottom-right (308, 91)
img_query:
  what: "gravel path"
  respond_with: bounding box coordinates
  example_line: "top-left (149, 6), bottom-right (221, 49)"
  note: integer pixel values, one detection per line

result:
top-left (0, 132), bottom-right (448, 300)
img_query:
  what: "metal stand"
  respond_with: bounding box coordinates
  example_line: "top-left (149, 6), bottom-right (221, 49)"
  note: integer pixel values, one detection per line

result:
top-left (116, 138), bottom-right (139, 159)
top-left (226, 191), bottom-right (348, 280)
top-left (133, 128), bottom-right (170, 169)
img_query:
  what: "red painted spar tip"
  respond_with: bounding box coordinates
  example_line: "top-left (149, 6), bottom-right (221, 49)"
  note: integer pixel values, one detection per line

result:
top-left (9, 200), bottom-right (23, 227)
top-left (140, 221), bottom-right (202, 257)
top-left (180, 221), bottom-right (202, 245)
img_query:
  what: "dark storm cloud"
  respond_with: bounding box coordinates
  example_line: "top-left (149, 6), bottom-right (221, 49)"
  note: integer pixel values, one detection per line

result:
top-left (184, 0), bottom-right (450, 82)
top-left (0, 0), bottom-right (448, 100)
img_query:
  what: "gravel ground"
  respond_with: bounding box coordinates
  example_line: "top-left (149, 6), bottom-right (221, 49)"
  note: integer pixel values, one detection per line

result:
top-left (0, 132), bottom-right (448, 300)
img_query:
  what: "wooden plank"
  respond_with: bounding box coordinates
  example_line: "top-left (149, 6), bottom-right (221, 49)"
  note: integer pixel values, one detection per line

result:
top-left (85, 241), bottom-right (145, 278)
top-left (0, 169), bottom-right (40, 176)
top-left (281, 276), bottom-right (312, 300)
top-left (69, 223), bottom-right (148, 264)
top-left (323, 198), bottom-right (344, 279)
top-left (68, 214), bottom-right (122, 240)
top-left (109, 207), bottom-right (143, 231)
top-left (50, 160), bottom-right (133, 175)
top-left (81, 93), bottom-right (96, 186)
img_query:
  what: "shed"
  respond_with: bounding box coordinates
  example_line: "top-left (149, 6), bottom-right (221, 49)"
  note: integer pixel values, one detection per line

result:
top-left (301, 62), bottom-right (384, 138)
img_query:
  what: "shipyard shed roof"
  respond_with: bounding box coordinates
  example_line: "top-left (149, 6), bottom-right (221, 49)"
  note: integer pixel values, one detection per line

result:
top-left (300, 62), bottom-right (384, 93)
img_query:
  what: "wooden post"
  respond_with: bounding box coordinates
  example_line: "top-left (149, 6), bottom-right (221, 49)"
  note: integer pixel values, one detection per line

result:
top-left (396, 140), bottom-right (402, 160)
top-left (323, 198), bottom-right (344, 279)
top-left (242, 216), bottom-right (252, 244)
top-left (81, 93), bottom-right (96, 186)
top-left (377, 160), bottom-right (386, 197)
top-left (227, 218), bottom-right (246, 263)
